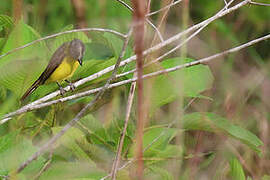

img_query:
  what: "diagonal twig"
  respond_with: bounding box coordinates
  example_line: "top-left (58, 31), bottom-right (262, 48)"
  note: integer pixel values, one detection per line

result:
top-left (111, 81), bottom-right (136, 180)
top-left (249, 0), bottom-right (270, 6)
top-left (147, 0), bottom-right (183, 17)
top-left (115, 0), bottom-right (164, 42)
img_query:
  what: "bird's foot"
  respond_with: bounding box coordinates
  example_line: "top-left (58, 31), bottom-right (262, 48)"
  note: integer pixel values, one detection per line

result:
top-left (59, 86), bottom-right (66, 96)
top-left (65, 80), bottom-right (76, 91)
top-left (69, 83), bottom-right (75, 91)
top-left (57, 82), bottom-right (66, 96)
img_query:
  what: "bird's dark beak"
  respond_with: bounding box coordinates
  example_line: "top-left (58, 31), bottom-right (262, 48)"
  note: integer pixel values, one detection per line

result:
top-left (78, 58), bottom-right (83, 66)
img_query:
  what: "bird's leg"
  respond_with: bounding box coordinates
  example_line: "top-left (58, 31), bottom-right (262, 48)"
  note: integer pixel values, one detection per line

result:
top-left (56, 82), bottom-right (66, 96)
top-left (65, 80), bottom-right (75, 91)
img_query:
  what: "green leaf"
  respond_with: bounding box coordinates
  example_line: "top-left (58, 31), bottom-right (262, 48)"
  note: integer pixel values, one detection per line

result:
top-left (148, 165), bottom-right (174, 180)
top-left (39, 162), bottom-right (105, 180)
top-left (103, 32), bottom-right (123, 56)
top-left (103, 32), bottom-right (133, 59)
top-left (183, 112), bottom-right (263, 154)
top-left (147, 57), bottom-right (214, 114)
top-left (0, 37), bottom-right (6, 50)
top-left (0, 14), bottom-right (13, 35)
top-left (84, 42), bottom-right (114, 60)
top-left (0, 84), bottom-right (6, 100)
top-left (129, 127), bottom-right (178, 158)
top-left (80, 114), bottom-right (109, 145)
top-left (147, 74), bottom-right (179, 115)
top-left (52, 127), bottom-right (96, 166)
top-left (0, 130), bottom-right (45, 176)
top-left (0, 20), bottom-right (48, 97)
top-left (0, 15), bottom-right (13, 28)
top-left (229, 158), bottom-right (245, 180)
top-left (143, 127), bottom-right (178, 151)
top-left (161, 58), bottom-right (214, 97)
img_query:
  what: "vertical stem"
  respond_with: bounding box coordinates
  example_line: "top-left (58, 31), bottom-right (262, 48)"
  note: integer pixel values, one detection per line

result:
top-left (131, 0), bottom-right (146, 179)
top-left (12, 0), bottom-right (22, 23)
top-left (181, 0), bottom-right (189, 57)
top-left (70, 0), bottom-right (88, 29)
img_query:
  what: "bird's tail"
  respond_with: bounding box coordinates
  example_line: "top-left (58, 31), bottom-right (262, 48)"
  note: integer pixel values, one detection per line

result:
top-left (20, 79), bottom-right (41, 101)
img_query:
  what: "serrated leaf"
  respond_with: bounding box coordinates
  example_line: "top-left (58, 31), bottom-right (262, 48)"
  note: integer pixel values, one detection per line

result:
top-left (183, 112), bottom-right (263, 154)
top-left (52, 127), bottom-right (96, 166)
top-left (106, 118), bottom-right (135, 153)
top-left (80, 114), bottom-right (109, 144)
top-left (229, 158), bottom-right (245, 180)
top-left (0, 15), bottom-right (13, 35)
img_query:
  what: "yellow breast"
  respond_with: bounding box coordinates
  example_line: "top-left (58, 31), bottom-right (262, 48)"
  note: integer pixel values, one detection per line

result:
top-left (46, 57), bottom-right (79, 83)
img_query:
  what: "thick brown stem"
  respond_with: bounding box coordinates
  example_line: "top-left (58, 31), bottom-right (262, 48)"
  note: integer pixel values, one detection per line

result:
top-left (131, 0), bottom-right (146, 179)
top-left (12, 0), bottom-right (23, 23)
top-left (70, 0), bottom-right (88, 29)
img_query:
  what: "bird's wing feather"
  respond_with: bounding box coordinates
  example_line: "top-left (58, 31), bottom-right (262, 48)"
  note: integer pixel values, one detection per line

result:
top-left (39, 42), bottom-right (69, 84)
top-left (21, 42), bottom-right (70, 101)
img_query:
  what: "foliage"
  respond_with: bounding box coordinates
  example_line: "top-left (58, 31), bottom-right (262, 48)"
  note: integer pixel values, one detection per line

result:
top-left (0, 0), bottom-right (269, 179)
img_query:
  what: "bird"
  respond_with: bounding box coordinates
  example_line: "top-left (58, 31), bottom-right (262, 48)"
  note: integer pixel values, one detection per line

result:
top-left (20, 38), bottom-right (85, 101)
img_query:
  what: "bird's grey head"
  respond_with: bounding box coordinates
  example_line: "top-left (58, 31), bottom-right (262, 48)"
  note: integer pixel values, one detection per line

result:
top-left (69, 39), bottom-right (85, 66)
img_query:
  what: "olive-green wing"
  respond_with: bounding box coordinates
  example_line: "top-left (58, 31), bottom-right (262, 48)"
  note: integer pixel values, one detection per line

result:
top-left (39, 42), bottom-right (69, 84)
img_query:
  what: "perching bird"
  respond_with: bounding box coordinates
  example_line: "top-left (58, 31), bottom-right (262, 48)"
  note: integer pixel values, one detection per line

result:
top-left (20, 39), bottom-right (85, 101)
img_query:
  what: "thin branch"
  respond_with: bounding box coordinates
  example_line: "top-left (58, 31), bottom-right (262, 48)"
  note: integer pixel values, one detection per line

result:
top-left (101, 159), bottom-right (134, 180)
top-left (115, 0), bottom-right (164, 42)
top-left (16, 28), bottom-right (133, 174)
top-left (111, 81), bottom-right (136, 180)
top-left (2, 33), bottom-right (269, 126)
top-left (147, 0), bottom-right (183, 17)
top-left (0, 28), bottom-right (125, 59)
top-left (249, 1), bottom-right (270, 6)
top-left (0, 0), bottom-right (252, 124)
top-left (33, 147), bottom-right (54, 180)
top-left (223, 0), bottom-right (228, 7)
